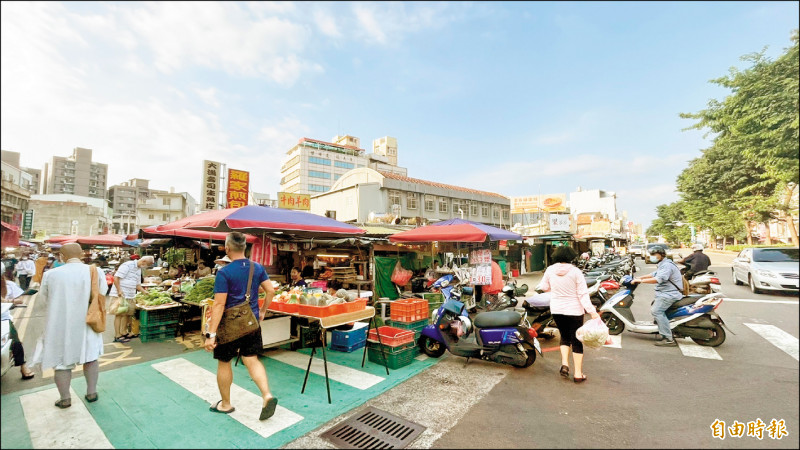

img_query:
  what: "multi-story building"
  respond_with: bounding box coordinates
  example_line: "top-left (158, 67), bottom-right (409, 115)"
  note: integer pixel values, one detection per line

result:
top-left (569, 187), bottom-right (618, 225)
top-left (43, 147), bottom-right (108, 200)
top-left (136, 189), bottom-right (197, 229)
top-left (108, 179), bottom-right (153, 234)
top-left (251, 192), bottom-right (278, 208)
top-left (309, 167), bottom-right (510, 226)
top-left (0, 160), bottom-right (34, 225)
top-left (29, 194), bottom-right (113, 236)
top-left (0, 150), bottom-right (40, 195)
top-left (279, 135), bottom-right (407, 195)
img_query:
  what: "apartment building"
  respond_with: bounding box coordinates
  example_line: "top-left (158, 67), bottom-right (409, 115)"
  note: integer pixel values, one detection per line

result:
top-left (108, 178), bottom-right (153, 234)
top-left (279, 135), bottom-right (407, 195)
top-left (136, 189), bottom-right (197, 229)
top-left (0, 160), bottom-right (34, 225)
top-left (43, 147), bottom-right (108, 200)
top-left (29, 194), bottom-right (113, 236)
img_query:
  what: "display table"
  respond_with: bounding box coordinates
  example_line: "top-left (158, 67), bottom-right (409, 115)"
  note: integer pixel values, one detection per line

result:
top-left (266, 306), bottom-right (390, 404)
top-left (343, 279), bottom-right (373, 298)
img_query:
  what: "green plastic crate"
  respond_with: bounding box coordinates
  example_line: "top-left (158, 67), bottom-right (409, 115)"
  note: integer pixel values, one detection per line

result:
top-left (367, 343), bottom-right (417, 369)
top-left (387, 319), bottom-right (429, 342)
top-left (367, 340), bottom-right (416, 354)
top-left (422, 293), bottom-right (444, 317)
top-left (140, 324), bottom-right (178, 343)
top-left (139, 306), bottom-right (181, 327)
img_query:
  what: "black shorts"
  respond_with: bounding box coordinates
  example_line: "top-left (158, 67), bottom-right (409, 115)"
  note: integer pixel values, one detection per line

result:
top-left (552, 314), bottom-right (585, 354)
top-left (213, 327), bottom-right (263, 362)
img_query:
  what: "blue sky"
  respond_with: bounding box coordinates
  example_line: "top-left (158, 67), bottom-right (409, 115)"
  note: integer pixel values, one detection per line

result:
top-left (1, 1), bottom-right (797, 228)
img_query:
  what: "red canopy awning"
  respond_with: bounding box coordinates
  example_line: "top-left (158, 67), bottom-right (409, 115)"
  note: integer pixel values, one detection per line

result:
top-left (76, 234), bottom-right (130, 246)
top-left (45, 235), bottom-right (80, 244)
top-left (1, 221), bottom-right (20, 248)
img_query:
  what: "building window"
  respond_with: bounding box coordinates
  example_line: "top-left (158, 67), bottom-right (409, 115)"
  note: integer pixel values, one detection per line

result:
top-left (439, 198), bottom-right (448, 213)
top-left (425, 195), bottom-right (435, 212)
top-left (162, 213), bottom-right (169, 221)
top-left (407, 192), bottom-right (418, 210)
top-left (493, 208), bottom-right (500, 219)
top-left (333, 174), bottom-right (341, 181)
top-left (309, 184), bottom-right (328, 192)
top-left (389, 190), bottom-right (401, 206)
top-left (452, 200), bottom-right (460, 214)
top-left (470, 201), bottom-right (478, 216)
top-left (309, 170), bottom-right (331, 179)
top-left (334, 161), bottom-right (354, 169)
top-left (502, 209), bottom-right (509, 220)
top-left (148, 214), bottom-right (154, 219)
top-left (162, 198), bottom-right (171, 206)
top-left (481, 203), bottom-right (489, 217)
top-left (309, 156), bottom-right (331, 166)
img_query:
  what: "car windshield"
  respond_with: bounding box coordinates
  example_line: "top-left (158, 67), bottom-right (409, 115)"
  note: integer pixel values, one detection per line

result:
top-left (753, 248), bottom-right (799, 263)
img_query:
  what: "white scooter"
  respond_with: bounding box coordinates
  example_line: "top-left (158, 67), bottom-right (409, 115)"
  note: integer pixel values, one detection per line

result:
top-left (599, 275), bottom-right (731, 347)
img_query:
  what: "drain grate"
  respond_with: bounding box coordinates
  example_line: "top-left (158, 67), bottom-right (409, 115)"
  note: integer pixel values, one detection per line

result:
top-left (320, 406), bottom-right (426, 449)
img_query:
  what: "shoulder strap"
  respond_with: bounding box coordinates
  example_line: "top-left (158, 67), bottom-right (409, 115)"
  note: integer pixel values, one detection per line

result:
top-left (245, 260), bottom-right (255, 301)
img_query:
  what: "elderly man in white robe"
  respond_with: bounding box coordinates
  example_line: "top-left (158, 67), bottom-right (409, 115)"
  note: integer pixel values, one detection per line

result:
top-left (36, 243), bottom-right (105, 409)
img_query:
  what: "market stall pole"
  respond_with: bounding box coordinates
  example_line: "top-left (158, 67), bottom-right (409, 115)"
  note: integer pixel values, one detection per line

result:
top-left (266, 306), bottom-right (389, 404)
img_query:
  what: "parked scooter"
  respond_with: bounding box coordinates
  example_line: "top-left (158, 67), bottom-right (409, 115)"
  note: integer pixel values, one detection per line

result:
top-left (419, 276), bottom-right (542, 367)
top-left (599, 275), bottom-right (731, 347)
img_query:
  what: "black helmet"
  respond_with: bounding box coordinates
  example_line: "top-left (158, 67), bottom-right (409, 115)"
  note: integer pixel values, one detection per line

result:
top-left (649, 246), bottom-right (667, 257)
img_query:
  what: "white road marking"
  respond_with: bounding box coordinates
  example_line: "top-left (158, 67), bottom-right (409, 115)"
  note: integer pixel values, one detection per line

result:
top-left (603, 335), bottom-right (622, 348)
top-left (722, 299), bottom-right (798, 305)
top-left (266, 349), bottom-right (385, 390)
top-left (744, 323), bottom-right (799, 361)
top-left (20, 387), bottom-right (114, 449)
top-left (676, 337), bottom-right (722, 360)
top-left (414, 354), bottom-right (429, 361)
top-left (152, 358), bottom-right (303, 438)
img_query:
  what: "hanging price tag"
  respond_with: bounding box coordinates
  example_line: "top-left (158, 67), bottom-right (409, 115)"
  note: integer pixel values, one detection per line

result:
top-left (470, 264), bottom-right (492, 285)
top-left (469, 249), bottom-right (492, 265)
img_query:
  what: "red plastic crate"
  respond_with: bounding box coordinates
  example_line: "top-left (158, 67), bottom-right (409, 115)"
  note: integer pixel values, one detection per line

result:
top-left (367, 326), bottom-right (415, 347)
top-left (268, 301), bottom-right (299, 314)
top-left (389, 298), bottom-right (429, 323)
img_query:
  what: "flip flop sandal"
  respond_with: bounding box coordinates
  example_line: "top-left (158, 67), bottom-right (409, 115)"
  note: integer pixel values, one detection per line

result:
top-left (209, 400), bottom-right (235, 414)
top-left (259, 397), bottom-right (278, 421)
top-left (85, 393), bottom-right (99, 403)
top-left (55, 399), bottom-right (71, 409)
top-left (114, 336), bottom-right (130, 343)
top-left (22, 372), bottom-right (35, 380)
top-left (574, 375), bottom-right (588, 384)
top-left (559, 365), bottom-right (569, 378)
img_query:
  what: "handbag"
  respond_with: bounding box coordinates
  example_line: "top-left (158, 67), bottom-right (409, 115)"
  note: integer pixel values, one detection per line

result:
top-left (86, 265), bottom-right (107, 333)
top-left (216, 261), bottom-right (259, 344)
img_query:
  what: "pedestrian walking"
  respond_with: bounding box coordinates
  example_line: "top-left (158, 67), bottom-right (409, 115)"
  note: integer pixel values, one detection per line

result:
top-left (539, 246), bottom-right (601, 383)
top-left (204, 232), bottom-right (277, 420)
top-left (14, 254), bottom-right (35, 290)
top-left (113, 256), bottom-right (154, 341)
top-left (33, 253), bottom-right (48, 286)
top-left (1, 278), bottom-right (36, 380)
top-left (33, 243), bottom-right (106, 408)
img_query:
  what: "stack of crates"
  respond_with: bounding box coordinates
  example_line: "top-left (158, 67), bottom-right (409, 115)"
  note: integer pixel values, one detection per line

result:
top-left (366, 326), bottom-right (416, 369)
top-left (139, 306), bottom-right (181, 342)
top-left (329, 322), bottom-right (369, 352)
top-left (421, 293), bottom-right (444, 319)
top-left (387, 298), bottom-right (429, 347)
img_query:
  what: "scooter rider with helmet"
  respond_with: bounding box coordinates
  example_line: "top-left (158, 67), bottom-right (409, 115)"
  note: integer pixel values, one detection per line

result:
top-left (676, 243), bottom-right (711, 278)
top-left (631, 246), bottom-right (684, 347)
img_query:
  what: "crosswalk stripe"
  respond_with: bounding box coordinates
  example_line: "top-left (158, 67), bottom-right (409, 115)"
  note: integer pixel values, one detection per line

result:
top-left (603, 335), bottom-right (622, 348)
top-left (676, 338), bottom-right (722, 359)
top-left (266, 349), bottom-right (385, 390)
top-left (151, 358), bottom-right (303, 438)
top-left (744, 323), bottom-right (799, 361)
top-left (20, 387), bottom-right (114, 449)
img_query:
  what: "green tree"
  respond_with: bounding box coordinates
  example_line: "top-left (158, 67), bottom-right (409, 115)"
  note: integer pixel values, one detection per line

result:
top-left (646, 201), bottom-right (692, 245)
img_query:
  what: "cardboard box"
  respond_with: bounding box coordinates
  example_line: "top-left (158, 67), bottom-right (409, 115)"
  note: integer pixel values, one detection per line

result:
top-left (261, 316), bottom-right (291, 346)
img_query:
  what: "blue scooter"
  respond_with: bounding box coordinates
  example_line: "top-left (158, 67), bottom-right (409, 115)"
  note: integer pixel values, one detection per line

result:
top-left (418, 275), bottom-right (542, 368)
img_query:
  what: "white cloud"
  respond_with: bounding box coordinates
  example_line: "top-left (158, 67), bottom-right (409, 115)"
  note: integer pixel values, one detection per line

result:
top-left (350, 3), bottom-right (455, 45)
top-left (313, 9), bottom-right (342, 38)
top-left (195, 87), bottom-right (221, 108)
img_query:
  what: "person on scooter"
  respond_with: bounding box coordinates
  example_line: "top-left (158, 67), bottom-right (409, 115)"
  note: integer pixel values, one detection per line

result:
top-left (632, 246), bottom-right (684, 347)
top-left (539, 246), bottom-right (600, 383)
top-left (676, 244), bottom-right (711, 278)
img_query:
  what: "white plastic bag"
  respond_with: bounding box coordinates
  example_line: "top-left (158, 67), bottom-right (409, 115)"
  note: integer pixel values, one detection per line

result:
top-left (575, 318), bottom-right (610, 349)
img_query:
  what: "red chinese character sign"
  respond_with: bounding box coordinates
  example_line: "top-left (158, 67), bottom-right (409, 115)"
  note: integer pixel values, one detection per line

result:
top-left (277, 192), bottom-right (311, 210)
top-left (226, 169), bottom-right (250, 209)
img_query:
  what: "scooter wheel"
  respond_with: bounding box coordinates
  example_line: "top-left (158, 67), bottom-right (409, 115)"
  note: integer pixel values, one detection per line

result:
top-left (690, 322), bottom-right (726, 347)
top-left (418, 336), bottom-right (446, 358)
top-left (601, 312), bottom-right (624, 335)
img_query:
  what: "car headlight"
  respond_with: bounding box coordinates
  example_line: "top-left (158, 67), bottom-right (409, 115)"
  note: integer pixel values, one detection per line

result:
top-left (757, 270), bottom-right (776, 278)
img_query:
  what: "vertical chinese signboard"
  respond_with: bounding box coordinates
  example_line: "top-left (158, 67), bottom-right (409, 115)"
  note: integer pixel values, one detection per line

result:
top-left (22, 210), bottom-right (34, 239)
top-left (201, 160), bottom-right (221, 211)
top-left (226, 169), bottom-right (250, 209)
top-left (278, 192), bottom-right (311, 210)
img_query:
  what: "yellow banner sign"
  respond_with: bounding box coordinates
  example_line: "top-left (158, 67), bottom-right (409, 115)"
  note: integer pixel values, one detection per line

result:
top-left (510, 194), bottom-right (567, 213)
top-left (278, 192), bottom-right (311, 210)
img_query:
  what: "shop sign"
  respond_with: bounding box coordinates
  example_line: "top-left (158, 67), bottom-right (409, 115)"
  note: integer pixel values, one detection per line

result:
top-left (22, 210), bottom-right (34, 239)
top-left (499, 240), bottom-right (508, 250)
top-left (549, 213), bottom-right (570, 232)
top-left (469, 249), bottom-right (492, 265)
top-left (278, 192), bottom-right (310, 210)
top-left (201, 160), bottom-right (221, 211)
top-left (590, 220), bottom-right (611, 234)
top-left (470, 264), bottom-right (492, 286)
top-left (226, 168), bottom-right (250, 209)
top-left (277, 243), bottom-right (298, 252)
top-left (510, 194), bottom-right (567, 214)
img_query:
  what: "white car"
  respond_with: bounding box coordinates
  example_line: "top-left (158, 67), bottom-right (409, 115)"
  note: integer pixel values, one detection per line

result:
top-left (732, 247), bottom-right (799, 294)
top-left (628, 245), bottom-right (645, 259)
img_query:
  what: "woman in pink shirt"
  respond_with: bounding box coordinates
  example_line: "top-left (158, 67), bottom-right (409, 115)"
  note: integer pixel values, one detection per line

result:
top-left (539, 246), bottom-right (600, 383)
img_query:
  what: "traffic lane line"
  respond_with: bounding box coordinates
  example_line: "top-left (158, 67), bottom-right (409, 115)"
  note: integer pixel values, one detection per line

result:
top-left (20, 387), bottom-right (114, 449)
top-left (152, 358), bottom-right (303, 439)
top-left (266, 349), bottom-right (385, 390)
top-left (744, 323), bottom-right (799, 361)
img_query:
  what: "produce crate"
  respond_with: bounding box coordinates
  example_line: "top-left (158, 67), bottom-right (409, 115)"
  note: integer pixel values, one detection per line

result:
top-left (139, 306), bottom-right (181, 327)
top-left (330, 340), bottom-right (366, 353)
top-left (422, 293), bottom-right (444, 317)
top-left (367, 326), bottom-right (414, 347)
top-left (330, 322), bottom-right (369, 348)
top-left (387, 319), bottom-right (429, 341)
top-left (140, 324), bottom-right (178, 343)
top-left (367, 340), bottom-right (416, 354)
top-left (390, 298), bottom-right (429, 323)
top-left (268, 301), bottom-right (299, 314)
top-left (299, 325), bottom-right (323, 349)
top-left (367, 342), bottom-right (417, 369)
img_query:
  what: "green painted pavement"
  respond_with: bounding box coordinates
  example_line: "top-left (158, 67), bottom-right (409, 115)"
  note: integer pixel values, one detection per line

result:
top-left (0, 346), bottom-right (438, 449)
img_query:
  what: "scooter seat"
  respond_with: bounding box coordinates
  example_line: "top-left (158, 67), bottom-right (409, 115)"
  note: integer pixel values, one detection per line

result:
top-left (598, 274), bottom-right (612, 282)
top-left (585, 278), bottom-right (598, 287)
top-left (665, 297), bottom-right (697, 313)
top-left (474, 310), bottom-right (522, 328)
